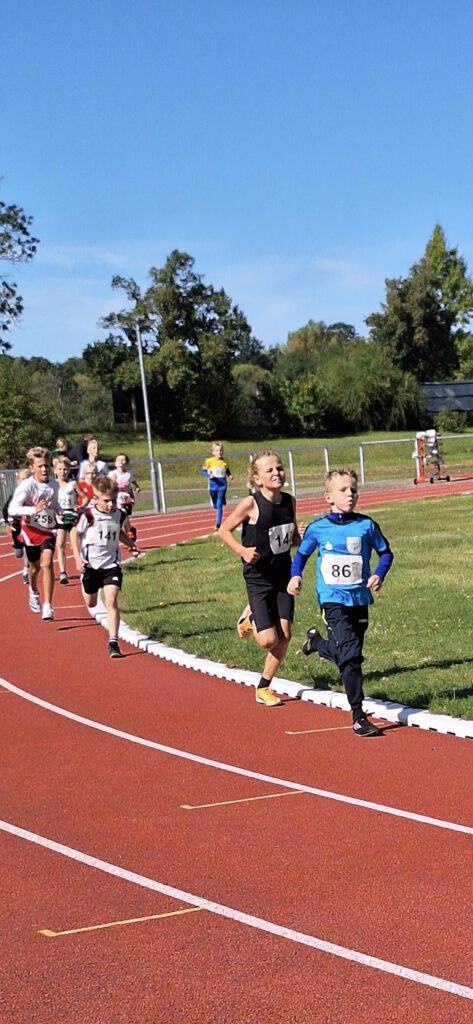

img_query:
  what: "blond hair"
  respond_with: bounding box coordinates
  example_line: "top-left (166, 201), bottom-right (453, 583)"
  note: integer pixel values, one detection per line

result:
top-left (54, 455), bottom-right (71, 471)
top-left (325, 468), bottom-right (358, 487)
top-left (247, 450), bottom-right (283, 489)
top-left (26, 446), bottom-right (50, 466)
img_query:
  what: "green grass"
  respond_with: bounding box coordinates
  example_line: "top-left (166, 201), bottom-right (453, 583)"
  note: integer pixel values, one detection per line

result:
top-left (122, 494), bottom-right (473, 719)
top-left (98, 429), bottom-right (473, 510)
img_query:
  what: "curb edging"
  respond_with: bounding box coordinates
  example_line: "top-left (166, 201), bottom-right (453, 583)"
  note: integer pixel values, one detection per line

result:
top-left (90, 595), bottom-right (473, 741)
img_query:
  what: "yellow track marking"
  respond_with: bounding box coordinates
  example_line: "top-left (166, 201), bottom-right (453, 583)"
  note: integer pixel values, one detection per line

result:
top-left (181, 790), bottom-right (304, 810)
top-left (39, 905), bottom-right (202, 937)
top-left (286, 725), bottom-right (354, 735)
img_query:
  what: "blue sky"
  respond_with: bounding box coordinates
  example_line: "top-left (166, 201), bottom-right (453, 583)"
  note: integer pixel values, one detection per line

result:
top-left (4, 0), bottom-right (473, 361)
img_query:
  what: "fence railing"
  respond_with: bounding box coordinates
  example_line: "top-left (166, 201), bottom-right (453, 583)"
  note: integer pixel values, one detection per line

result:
top-left (3, 434), bottom-right (473, 519)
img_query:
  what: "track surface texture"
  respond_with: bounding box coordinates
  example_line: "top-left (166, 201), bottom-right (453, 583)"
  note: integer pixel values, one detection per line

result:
top-left (1, 478), bottom-right (473, 1024)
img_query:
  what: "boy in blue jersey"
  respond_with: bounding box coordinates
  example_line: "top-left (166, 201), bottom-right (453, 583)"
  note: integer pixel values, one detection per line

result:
top-left (288, 468), bottom-right (393, 737)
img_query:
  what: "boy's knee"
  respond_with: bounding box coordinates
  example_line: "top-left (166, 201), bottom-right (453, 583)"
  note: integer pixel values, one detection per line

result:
top-left (255, 630), bottom-right (278, 651)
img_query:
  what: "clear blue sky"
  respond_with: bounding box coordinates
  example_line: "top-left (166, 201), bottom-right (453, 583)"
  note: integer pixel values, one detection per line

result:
top-left (4, 0), bottom-right (473, 361)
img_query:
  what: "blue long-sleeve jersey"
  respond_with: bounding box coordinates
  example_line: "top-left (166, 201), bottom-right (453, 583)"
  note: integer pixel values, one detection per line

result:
top-left (291, 511), bottom-right (393, 607)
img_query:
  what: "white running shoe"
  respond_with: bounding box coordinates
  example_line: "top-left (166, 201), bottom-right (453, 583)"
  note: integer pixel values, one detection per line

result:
top-left (29, 589), bottom-right (41, 614)
top-left (42, 603), bottom-right (54, 621)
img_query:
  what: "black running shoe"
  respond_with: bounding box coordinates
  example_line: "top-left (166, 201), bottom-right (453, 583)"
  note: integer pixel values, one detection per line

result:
top-left (352, 715), bottom-right (381, 737)
top-left (302, 628), bottom-right (322, 656)
top-left (108, 641), bottom-right (123, 659)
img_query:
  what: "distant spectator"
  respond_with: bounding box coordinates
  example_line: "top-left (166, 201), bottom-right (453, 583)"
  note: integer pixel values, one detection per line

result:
top-left (67, 434), bottom-right (94, 479)
top-left (51, 437), bottom-right (70, 459)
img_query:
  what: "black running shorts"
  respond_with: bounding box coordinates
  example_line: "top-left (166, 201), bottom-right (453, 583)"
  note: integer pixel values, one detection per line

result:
top-left (25, 537), bottom-right (56, 563)
top-left (244, 574), bottom-right (294, 632)
top-left (81, 565), bottom-right (123, 594)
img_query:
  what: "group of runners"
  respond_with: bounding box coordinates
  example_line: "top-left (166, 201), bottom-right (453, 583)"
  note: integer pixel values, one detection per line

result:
top-left (4, 443), bottom-right (141, 658)
top-left (206, 445), bottom-right (393, 736)
top-left (4, 440), bottom-right (393, 736)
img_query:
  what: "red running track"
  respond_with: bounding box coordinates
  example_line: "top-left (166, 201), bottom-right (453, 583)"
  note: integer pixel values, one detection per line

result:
top-left (1, 483), bottom-right (473, 1023)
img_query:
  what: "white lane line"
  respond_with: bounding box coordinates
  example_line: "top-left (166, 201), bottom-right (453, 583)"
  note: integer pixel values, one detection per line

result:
top-left (0, 570), bottom-right (23, 584)
top-left (1, 677), bottom-right (472, 836)
top-left (1, 818), bottom-right (472, 1001)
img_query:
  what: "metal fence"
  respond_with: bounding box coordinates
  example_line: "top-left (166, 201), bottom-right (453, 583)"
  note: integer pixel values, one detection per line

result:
top-left (3, 434), bottom-right (473, 520)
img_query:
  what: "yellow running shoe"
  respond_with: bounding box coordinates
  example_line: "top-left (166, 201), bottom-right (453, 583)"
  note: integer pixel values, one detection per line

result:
top-left (255, 687), bottom-right (282, 707)
top-left (236, 604), bottom-right (253, 638)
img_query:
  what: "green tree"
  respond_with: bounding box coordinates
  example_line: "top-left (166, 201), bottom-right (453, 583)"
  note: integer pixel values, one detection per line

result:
top-left (366, 226), bottom-right (473, 381)
top-left (0, 356), bottom-right (61, 465)
top-left (0, 198), bottom-right (38, 351)
top-left (97, 250), bottom-right (260, 437)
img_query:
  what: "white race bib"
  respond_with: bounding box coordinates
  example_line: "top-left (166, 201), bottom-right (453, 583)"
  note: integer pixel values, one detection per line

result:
top-left (58, 492), bottom-right (76, 511)
top-left (210, 467), bottom-right (226, 479)
top-left (117, 491), bottom-right (132, 507)
top-left (321, 553), bottom-right (362, 586)
top-left (30, 508), bottom-right (56, 531)
top-left (87, 518), bottom-right (120, 550)
top-left (268, 522), bottom-right (294, 555)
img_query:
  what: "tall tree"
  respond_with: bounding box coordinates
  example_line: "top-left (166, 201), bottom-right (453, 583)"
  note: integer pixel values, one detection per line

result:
top-left (0, 198), bottom-right (38, 351)
top-left (97, 250), bottom-right (260, 437)
top-left (366, 226), bottom-right (473, 381)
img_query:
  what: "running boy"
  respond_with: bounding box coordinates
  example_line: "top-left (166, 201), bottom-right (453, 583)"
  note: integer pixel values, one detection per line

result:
top-left (9, 447), bottom-right (59, 620)
top-left (71, 476), bottom-right (139, 658)
top-left (288, 468), bottom-right (393, 737)
top-left (219, 450), bottom-right (303, 707)
top-left (79, 438), bottom-right (108, 479)
top-left (108, 453), bottom-right (140, 542)
top-left (53, 455), bottom-right (83, 584)
top-left (202, 442), bottom-right (233, 530)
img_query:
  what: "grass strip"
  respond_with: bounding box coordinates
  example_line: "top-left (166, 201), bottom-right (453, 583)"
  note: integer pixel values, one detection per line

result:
top-left (122, 494), bottom-right (473, 719)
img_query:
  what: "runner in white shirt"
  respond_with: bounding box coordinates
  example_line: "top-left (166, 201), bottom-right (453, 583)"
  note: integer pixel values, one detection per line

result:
top-left (78, 437), bottom-right (108, 480)
top-left (52, 456), bottom-right (83, 585)
top-left (108, 452), bottom-right (141, 543)
top-left (9, 447), bottom-right (59, 620)
top-left (71, 476), bottom-right (139, 658)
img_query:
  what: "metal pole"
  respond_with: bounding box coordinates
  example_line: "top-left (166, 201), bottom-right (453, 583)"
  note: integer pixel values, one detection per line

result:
top-left (135, 323), bottom-right (160, 514)
top-left (287, 449), bottom-right (296, 497)
top-left (157, 459), bottom-right (167, 514)
top-left (359, 444), bottom-right (365, 485)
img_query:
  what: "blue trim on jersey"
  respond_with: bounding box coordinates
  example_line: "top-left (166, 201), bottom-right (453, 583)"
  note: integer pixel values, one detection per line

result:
top-left (290, 511), bottom-right (393, 607)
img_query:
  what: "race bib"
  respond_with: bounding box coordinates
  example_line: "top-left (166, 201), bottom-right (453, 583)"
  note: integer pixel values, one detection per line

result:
top-left (268, 522), bottom-right (294, 555)
top-left (320, 553), bottom-right (362, 586)
top-left (59, 493), bottom-right (76, 511)
top-left (29, 508), bottom-right (56, 531)
top-left (117, 491), bottom-right (132, 508)
top-left (210, 467), bottom-right (226, 479)
top-left (88, 517), bottom-right (120, 549)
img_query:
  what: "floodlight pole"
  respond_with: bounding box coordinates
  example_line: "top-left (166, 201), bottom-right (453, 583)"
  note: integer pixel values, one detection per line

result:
top-left (135, 321), bottom-right (160, 514)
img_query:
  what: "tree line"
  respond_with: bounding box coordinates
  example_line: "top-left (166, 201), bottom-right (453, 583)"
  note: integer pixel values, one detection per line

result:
top-left (2, 192), bottom-right (473, 465)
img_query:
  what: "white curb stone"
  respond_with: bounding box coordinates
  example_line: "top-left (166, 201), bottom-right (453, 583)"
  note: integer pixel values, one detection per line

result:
top-left (88, 595), bottom-right (473, 740)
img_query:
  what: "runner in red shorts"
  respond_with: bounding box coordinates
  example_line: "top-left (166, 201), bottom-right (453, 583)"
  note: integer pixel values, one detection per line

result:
top-left (9, 447), bottom-right (59, 620)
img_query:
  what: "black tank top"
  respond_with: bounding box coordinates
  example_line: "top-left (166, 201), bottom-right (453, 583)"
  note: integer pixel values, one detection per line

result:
top-left (242, 490), bottom-right (295, 579)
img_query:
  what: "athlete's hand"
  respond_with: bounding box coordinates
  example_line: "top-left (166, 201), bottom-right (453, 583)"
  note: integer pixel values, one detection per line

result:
top-left (367, 574), bottom-right (382, 593)
top-left (298, 521), bottom-right (307, 538)
top-left (241, 546), bottom-right (260, 564)
top-left (287, 576), bottom-right (302, 596)
top-left (35, 499), bottom-right (48, 512)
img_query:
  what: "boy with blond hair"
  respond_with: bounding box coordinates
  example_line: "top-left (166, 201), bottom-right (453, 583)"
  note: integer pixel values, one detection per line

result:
top-left (288, 468), bottom-right (393, 737)
top-left (9, 447), bottom-right (59, 619)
